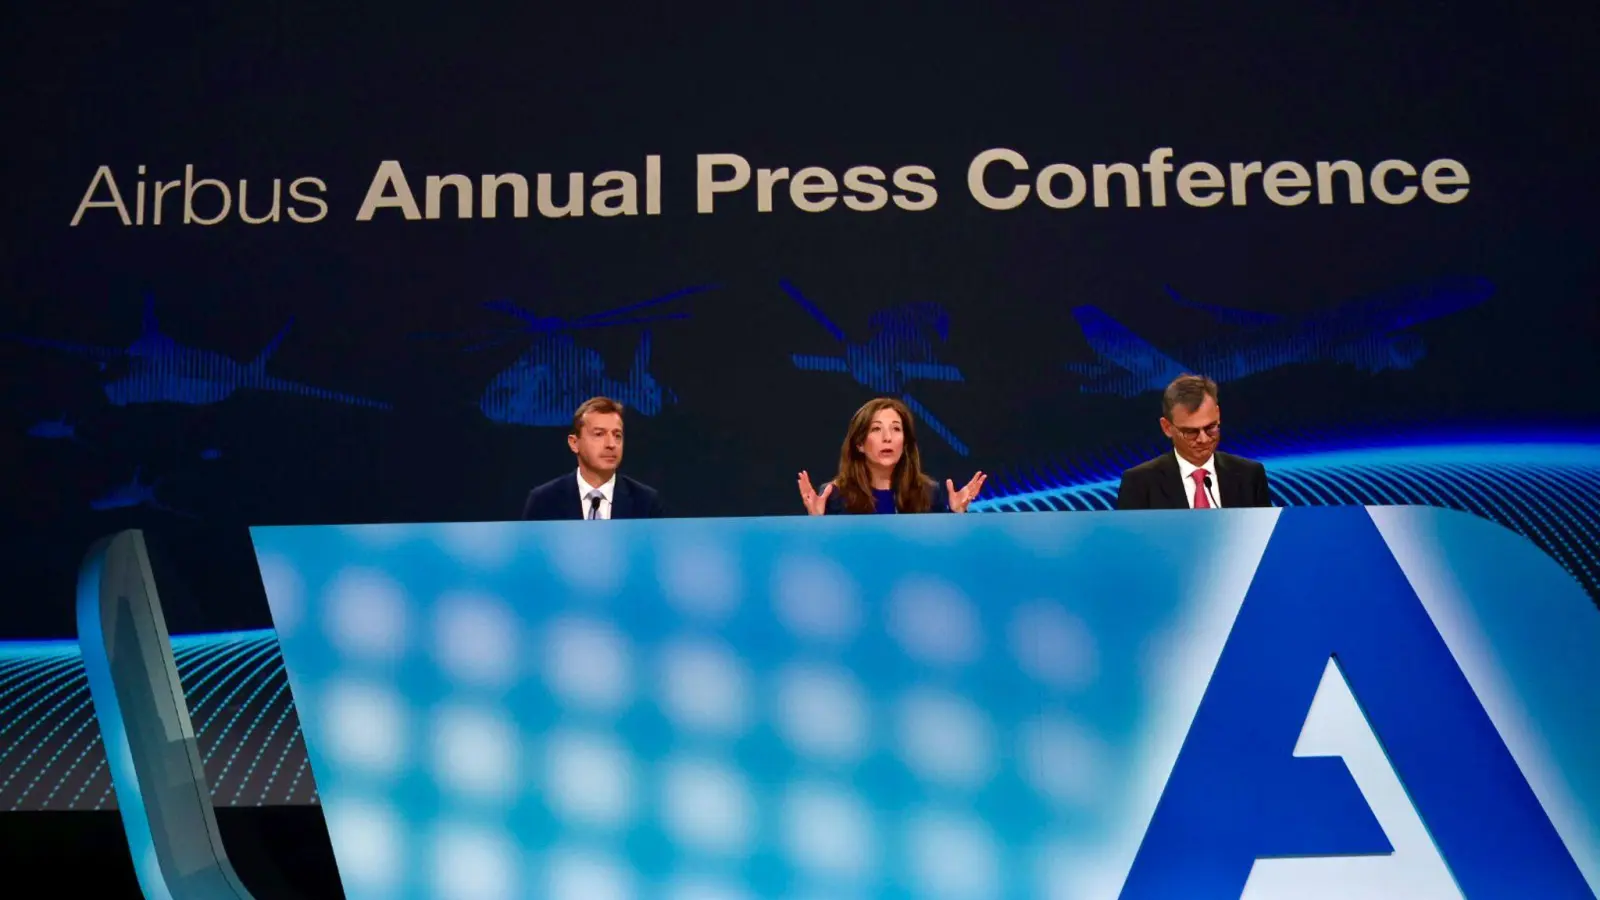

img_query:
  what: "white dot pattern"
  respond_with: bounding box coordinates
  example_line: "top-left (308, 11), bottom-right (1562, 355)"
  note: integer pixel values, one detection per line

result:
top-left (261, 517), bottom-right (1139, 899)
top-left (543, 615), bottom-right (633, 714)
top-left (659, 757), bottom-right (756, 857)
top-left (1009, 601), bottom-right (1098, 690)
top-left (323, 567), bottom-right (408, 661)
top-left (886, 574), bottom-right (982, 666)
top-left (772, 554), bottom-right (862, 644)
top-left (906, 810), bottom-right (1002, 900)
top-left (782, 780), bottom-right (877, 881)
top-left (543, 729), bottom-right (637, 830)
top-left (546, 847), bottom-right (634, 900)
top-left (430, 704), bottom-right (519, 804)
top-left (895, 688), bottom-right (996, 789)
top-left (657, 529), bottom-right (743, 620)
top-left (774, 663), bottom-right (872, 764)
top-left (430, 821), bottom-right (515, 900)
top-left (433, 591), bottom-right (521, 688)
top-left (658, 636), bottom-right (753, 737)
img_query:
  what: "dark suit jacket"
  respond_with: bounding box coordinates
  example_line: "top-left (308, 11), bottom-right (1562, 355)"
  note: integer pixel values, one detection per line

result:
top-left (521, 472), bottom-right (666, 521)
top-left (1115, 450), bottom-right (1273, 510)
top-left (824, 478), bottom-right (954, 514)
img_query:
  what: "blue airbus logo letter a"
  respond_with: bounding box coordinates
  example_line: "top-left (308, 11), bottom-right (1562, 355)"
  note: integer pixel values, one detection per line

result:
top-left (1119, 507), bottom-right (1594, 899)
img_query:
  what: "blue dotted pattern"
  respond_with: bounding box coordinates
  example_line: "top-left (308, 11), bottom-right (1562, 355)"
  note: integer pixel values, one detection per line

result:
top-left (257, 511), bottom-right (1240, 900)
top-left (0, 631), bottom-right (316, 811)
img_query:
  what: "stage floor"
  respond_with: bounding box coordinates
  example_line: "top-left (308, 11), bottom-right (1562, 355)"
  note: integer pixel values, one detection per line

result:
top-left (0, 808), bottom-right (342, 899)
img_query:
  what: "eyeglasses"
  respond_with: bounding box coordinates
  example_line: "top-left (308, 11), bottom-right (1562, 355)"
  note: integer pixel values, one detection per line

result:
top-left (1174, 422), bottom-right (1221, 440)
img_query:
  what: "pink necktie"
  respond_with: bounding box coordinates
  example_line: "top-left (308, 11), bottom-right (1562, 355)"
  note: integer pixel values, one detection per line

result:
top-left (1191, 469), bottom-right (1211, 508)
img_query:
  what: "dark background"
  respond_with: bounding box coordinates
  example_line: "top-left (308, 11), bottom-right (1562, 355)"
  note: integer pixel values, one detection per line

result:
top-left (1, 2), bottom-right (1597, 893)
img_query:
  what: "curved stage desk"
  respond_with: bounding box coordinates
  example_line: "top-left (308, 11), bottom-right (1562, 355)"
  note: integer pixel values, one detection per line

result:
top-left (79, 507), bottom-right (1600, 899)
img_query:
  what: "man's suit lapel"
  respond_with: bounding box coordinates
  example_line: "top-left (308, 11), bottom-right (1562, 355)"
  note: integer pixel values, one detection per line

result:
top-left (563, 478), bottom-right (584, 520)
top-left (1154, 453), bottom-right (1185, 509)
top-left (1214, 453), bottom-right (1241, 508)
top-left (610, 477), bottom-right (631, 520)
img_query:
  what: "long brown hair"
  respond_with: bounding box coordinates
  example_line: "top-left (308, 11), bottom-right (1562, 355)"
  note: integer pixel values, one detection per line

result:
top-left (831, 397), bottom-right (935, 513)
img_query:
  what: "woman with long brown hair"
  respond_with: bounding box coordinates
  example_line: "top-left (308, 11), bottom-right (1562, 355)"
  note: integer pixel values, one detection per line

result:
top-left (796, 397), bottom-right (987, 515)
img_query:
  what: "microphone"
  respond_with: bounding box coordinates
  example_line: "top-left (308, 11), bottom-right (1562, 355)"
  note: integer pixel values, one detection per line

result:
top-left (1202, 474), bottom-right (1219, 509)
top-left (588, 494), bottom-right (602, 520)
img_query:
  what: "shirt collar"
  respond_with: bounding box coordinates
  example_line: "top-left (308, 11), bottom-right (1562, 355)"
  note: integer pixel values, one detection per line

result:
top-left (577, 469), bottom-right (617, 501)
top-left (1174, 450), bottom-right (1216, 483)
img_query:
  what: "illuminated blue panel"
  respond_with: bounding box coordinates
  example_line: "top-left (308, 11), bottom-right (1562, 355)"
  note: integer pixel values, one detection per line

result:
top-left (250, 508), bottom-right (1600, 898)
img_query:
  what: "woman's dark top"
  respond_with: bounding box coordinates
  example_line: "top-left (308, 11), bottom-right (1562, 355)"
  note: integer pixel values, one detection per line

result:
top-left (825, 480), bottom-right (953, 514)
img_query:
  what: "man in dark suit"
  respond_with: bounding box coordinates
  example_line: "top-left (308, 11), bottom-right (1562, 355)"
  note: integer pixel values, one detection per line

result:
top-left (1116, 374), bottom-right (1273, 510)
top-left (521, 396), bottom-right (667, 520)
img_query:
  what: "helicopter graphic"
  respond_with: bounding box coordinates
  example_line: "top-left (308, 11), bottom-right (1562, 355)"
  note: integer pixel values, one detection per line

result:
top-left (424, 285), bottom-right (713, 427)
top-left (88, 467), bottom-right (195, 518)
top-left (780, 279), bottom-right (970, 456)
top-left (1066, 276), bottom-right (1495, 397)
top-left (4, 294), bottom-right (391, 410)
top-left (25, 414), bottom-right (84, 444)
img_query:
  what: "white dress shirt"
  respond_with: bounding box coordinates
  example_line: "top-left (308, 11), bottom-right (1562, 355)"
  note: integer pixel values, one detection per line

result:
top-left (1175, 451), bottom-right (1221, 509)
top-left (577, 470), bottom-right (617, 520)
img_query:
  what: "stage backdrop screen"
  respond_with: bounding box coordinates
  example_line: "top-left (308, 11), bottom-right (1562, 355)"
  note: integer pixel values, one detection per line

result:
top-left (0, 3), bottom-right (1596, 819)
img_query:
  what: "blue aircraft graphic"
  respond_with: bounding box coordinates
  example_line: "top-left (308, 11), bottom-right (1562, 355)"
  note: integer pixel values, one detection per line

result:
top-left (6, 295), bottom-right (391, 410)
top-left (780, 279), bottom-right (970, 456)
top-left (423, 286), bottom-right (710, 428)
top-left (89, 467), bottom-right (195, 518)
top-left (26, 415), bottom-right (83, 443)
top-left (1064, 276), bottom-right (1496, 397)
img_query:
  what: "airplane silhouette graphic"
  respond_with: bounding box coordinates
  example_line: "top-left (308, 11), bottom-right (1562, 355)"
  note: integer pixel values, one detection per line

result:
top-left (6, 295), bottom-right (391, 410)
top-left (88, 467), bottom-right (195, 518)
top-left (1065, 276), bottom-right (1495, 397)
top-left (421, 285), bottom-right (712, 427)
top-left (780, 279), bottom-right (970, 456)
top-left (26, 415), bottom-right (83, 443)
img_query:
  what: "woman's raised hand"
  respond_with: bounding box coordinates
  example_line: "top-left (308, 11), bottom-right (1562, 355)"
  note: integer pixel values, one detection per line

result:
top-left (797, 470), bottom-right (834, 516)
top-left (946, 471), bottom-right (988, 513)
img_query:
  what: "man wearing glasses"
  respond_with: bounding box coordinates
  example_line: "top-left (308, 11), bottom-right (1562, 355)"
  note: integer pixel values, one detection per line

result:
top-left (1115, 374), bottom-right (1274, 510)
